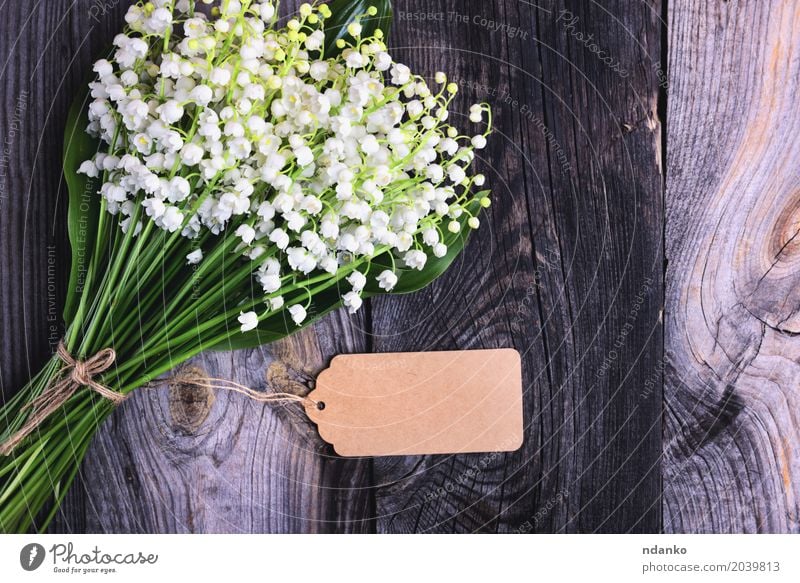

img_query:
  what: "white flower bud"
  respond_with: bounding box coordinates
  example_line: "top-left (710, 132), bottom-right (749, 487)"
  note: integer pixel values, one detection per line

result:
top-left (472, 135), bottom-right (487, 149)
top-left (186, 249), bottom-right (203, 264)
top-left (289, 304), bottom-right (307, 325)
top-left (238, 311), bottom-right (258, 332)
top-left (343, 291), bottom-right (363, 314)
top-left (377, 270), bottom-right (398, 291)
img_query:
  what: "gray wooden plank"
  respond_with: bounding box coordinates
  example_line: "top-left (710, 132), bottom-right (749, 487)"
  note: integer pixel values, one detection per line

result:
top-left (1, 0), bottom-right (672, 534)
top-left (0, 0), bottom-right (374, 533)
top-left (53, 315), bottom-right (375, 533)
top-left (664, 0), bottom-right (800, 533)
top-left (0, 0), bottom-right (76, 402)
top-left (371, 0), bottom-right (664, 533)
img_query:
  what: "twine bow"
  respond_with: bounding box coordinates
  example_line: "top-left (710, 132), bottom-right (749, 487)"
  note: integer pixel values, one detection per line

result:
top-left (0, 341), bottom-right (125, 456)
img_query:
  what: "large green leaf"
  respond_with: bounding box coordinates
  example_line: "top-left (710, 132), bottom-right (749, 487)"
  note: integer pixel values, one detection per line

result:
top-left (62, 84), bottom-right (102, 326)
top-left (323, 0), bottom-right (393, 55)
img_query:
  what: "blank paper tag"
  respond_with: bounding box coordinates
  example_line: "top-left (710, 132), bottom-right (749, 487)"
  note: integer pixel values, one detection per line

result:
top-left (304, 349), bottom-right (524, 457)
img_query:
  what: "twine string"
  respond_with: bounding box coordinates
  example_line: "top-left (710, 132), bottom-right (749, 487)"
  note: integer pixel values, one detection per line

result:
top-left (0, 341), bottom-right (124, 456)
top-left (0, 344), bottom-right (317, 457)
top-left (156, 372), bottom-right (317, 408)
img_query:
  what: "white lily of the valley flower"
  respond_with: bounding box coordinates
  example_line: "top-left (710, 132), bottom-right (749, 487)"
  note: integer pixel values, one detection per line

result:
top-left (404, 250), bottom-right (428, 270)
top-left (288, 304), bottom-right (307, 326)
top-left (236, 224), bottom-right (257, 245)
top-left (343, 291), bottom-right (363, 314)
top-left (377, 270), bottom-right (398, 291)
top-left (238, 311), bottom-right (259, 332)
top-left (81, 0), bottom-right (492, 334)
top-left (186, 249), bottom-right (203, 264)
top-left (347, 271), bottom-right (367, 293)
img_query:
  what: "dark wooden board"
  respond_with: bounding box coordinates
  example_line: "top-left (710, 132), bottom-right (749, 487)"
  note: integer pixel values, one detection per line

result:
top-left (0, 0), bottom-right (676, 532)
top-left (664, 0), bottom-right (800, 533)
top-left (370, 0), bottom-right (663, 533)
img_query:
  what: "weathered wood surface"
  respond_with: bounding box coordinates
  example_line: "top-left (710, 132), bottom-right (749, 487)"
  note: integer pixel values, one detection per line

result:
top-left (664, 0), bottom-right (800, 533)
top-left (1, 0), bottom-right (376, 534)
top-left (371, 0), bottom-right (663, 533)
top-left (0, 0), bottom-right (663, 532)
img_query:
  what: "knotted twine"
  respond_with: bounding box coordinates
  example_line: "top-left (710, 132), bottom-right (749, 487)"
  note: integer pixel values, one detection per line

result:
top-left (0, 342), bottom-right (317, 456)
top-left (0, 341), bottom-right (125, 456)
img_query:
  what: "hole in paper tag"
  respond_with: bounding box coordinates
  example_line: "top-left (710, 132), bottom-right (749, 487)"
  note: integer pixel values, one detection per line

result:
top-left (304, 349), bottom-right (524, 457)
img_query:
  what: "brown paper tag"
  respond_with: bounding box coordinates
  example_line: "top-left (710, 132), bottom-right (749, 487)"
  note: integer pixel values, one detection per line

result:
top-left (304, 349), bottom-right (524, 457)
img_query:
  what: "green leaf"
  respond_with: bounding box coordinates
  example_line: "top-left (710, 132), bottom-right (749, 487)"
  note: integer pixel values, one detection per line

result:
top-left (62, 83), bottom-right (102, 325)
top-left (323, 0), bottom-right (393, 55)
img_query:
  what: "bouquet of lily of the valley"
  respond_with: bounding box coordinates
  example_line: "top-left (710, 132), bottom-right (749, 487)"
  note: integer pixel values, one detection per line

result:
top-left (0, 0), bottom-right (492, 533)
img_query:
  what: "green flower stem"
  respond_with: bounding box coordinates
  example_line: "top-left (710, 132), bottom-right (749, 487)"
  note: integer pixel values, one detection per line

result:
top-left (0, 368), bottom-right (111, 532)
top-left (102, 184), bottom-right (220, 322)
top-left (0, 359), bottom-right (61, 439)
top-left (0, 234), bottom-right (390, 533)
top-left (110, 248), bottom-right (380, 386)
top-left (78, 205), bottom-right (145, 355)
top-left (117, 270), bottom-right (354, 393)
top-left (119, 265), bottom-right (346, 373)
top-left (111, 246), bottom-right (258, 358)
top-left (65, 216), bottom-right (114, 350)
top-left (99, 235), bottom-right (197, 350)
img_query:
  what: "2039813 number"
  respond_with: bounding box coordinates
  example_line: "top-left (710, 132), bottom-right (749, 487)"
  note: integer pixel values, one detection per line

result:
top-left (729, 561), bottom-right (780, 572)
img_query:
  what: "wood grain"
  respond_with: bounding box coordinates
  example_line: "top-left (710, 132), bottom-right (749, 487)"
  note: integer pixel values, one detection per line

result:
top-left (0, 0), bottom-right (375, 534)
top-left (0, 0), bottom-right (75, 404)
top-left (51, 315), bottom-right (376, 533)
top-left (664, 0), bottom-right (800, 533)
top-left (371, 0), bottom-right (664, 533)
top-left (0, 0), bottom-right (665, 535)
